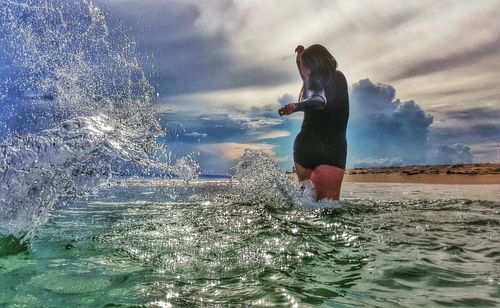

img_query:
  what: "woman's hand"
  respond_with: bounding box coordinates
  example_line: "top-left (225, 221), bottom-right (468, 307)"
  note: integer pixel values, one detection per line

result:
top-left (295, 45), bottom-right (305, 62)
top-left (295, 45), bottom-right (305, 55)
top-left (278, 103), bottom-right (297, 116)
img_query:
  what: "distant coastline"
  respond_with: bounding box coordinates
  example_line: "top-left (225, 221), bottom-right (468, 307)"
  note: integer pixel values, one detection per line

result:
top-left (124, 163), bottom-right (500, 186)
top-left (342, 163), bottom-right (500, 184)
top-left (287, 163), bottom-right (500, 184)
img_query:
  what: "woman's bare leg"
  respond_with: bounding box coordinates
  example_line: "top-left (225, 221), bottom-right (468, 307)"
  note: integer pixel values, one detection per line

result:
top-left (295, 162), bottom-right (316, 200)
top-left (310, 165), bottom-right (345, 201)
top-left (294, 162), bottom-right (312, 181)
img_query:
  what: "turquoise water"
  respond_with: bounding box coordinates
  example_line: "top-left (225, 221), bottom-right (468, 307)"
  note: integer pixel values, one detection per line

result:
top-left (1, 181), bottom-right (499, 307)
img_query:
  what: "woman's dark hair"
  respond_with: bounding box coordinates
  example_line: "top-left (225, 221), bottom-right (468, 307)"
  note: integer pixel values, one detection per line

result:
top-left (302, 44), bottom-right (337, 83)
top-left (298, 44), bottom-right (337, 100)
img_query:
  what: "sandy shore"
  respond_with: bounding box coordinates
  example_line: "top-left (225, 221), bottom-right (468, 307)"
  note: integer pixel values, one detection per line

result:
top-left (285, 163), bottom-right (500, 184)
top-left (342, 173), bottom-right (500, 184)
top-left (341, 163), bottom-right (500, 184)
top-left (124, 163), bottom-right (500, 186)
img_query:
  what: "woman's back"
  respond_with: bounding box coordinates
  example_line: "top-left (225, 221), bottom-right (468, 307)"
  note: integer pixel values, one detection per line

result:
top-left (301, 70), bottom-right (349, 144)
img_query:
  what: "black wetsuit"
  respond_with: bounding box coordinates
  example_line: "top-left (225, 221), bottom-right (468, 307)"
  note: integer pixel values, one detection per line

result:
top-left (293, 69), bottom-right (349, 169)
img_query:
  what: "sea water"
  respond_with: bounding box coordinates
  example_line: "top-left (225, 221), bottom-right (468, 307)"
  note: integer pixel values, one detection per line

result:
top-left (1, 177), bottom-right (499, 307)
top-left (1, 1), bottom-right (499, 307)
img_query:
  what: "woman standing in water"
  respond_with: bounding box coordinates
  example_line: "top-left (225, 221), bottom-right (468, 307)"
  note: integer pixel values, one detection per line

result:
top-left (278, 44), bottom-right (349, 201)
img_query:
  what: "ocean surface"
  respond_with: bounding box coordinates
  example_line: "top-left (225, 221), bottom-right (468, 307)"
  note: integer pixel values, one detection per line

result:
top-left (1, 179), bottom-right (499, 307)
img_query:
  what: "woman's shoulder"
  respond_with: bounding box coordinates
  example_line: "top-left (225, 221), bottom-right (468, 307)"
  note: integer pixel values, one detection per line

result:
top-left (334, 69), bottom-right (347, 85)
top-left (305, 74), bottom-right (325, 90)
top-left (335, 69), bottom-right (346, 79)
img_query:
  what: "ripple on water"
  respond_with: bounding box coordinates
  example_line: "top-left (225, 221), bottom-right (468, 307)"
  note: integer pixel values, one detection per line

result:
top-left (29, 272), bottom-right (112, 294)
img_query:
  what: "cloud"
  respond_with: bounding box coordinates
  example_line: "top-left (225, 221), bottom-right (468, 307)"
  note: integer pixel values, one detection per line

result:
top-left (348, 78), bottom-right (434, 165)
top-left (351, 157), bottom-right (405, 168)
top-left (161, 84), bottom-right (299, 110)
top-left (159, 103), bottom-right (291, 144)
top-left (277, 93), bottom-right (295, 105)
top-left (427, 107), bottom-right (500, 161)
top-left (163, 77), bottom-right (497, 170)
top-left (252, 130), bottom-right (290, 140)
top-left (156, 96), bottom-right (301, 173)
top-left (183, 131), bottom-right (208, 139)
top-left (469, 123), bottom-right (500, 138)
top-left (92, 1), bottom-right (494, 92)
top-left (196, 142), bottom-right (280, 173)
top-left (388, 37), bottom-right (500, 81)
top-left (198, 142), bottom-right (276, 161)
top-left (95, 0), bottom-right (298, 96)
top-left (469, 143), bottom-right (500, 163)
top-left (441, 107), bottom-right (500, 121)
top-left (430, 143), bottom-right (473, 165)
top-left (347, 78), bottom-right (499, 166)
top-left (158, 91), bottom-right (303, 143)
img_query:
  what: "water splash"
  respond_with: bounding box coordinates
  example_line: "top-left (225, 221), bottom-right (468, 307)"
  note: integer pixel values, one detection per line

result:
top-left (229, 150), bottom-right (300, 207)
top-left (0, 114), bottom-right (170, 240)
top-left (172, 155), bottom-right (201, 184)
top-left (0, 0), bottom-right (198, 241)
top-left (228, 150), bottom-right (343, 209)
top-left (0, 0), bottom-right (158, 130)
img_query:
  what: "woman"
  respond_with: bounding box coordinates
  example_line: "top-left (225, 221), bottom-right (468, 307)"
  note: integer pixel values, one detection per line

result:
top-left (278, 44), bottom-right (349, 201)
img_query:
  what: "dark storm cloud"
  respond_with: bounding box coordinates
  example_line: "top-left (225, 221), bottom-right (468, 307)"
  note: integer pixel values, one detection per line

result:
top-left (95, 0), bottom-right (293, 97)
top-left (348, 78), bottom-right (434, 166)
top-left (147, 37), bottom-right (291, 96)
top-left (388, 38), bottom-right (500, 81)
top-left (347, 78), bottom-right (499, 166)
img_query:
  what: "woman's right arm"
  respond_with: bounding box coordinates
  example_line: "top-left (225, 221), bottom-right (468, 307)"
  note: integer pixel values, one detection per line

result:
top-left (296, 61), bottom-right (305, 81)
top-left (295, 45), bottom-right (305, 80)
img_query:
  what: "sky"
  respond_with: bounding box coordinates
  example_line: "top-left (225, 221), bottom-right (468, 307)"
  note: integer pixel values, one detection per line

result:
top-left (2, 0), bottom-right (500, 174)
